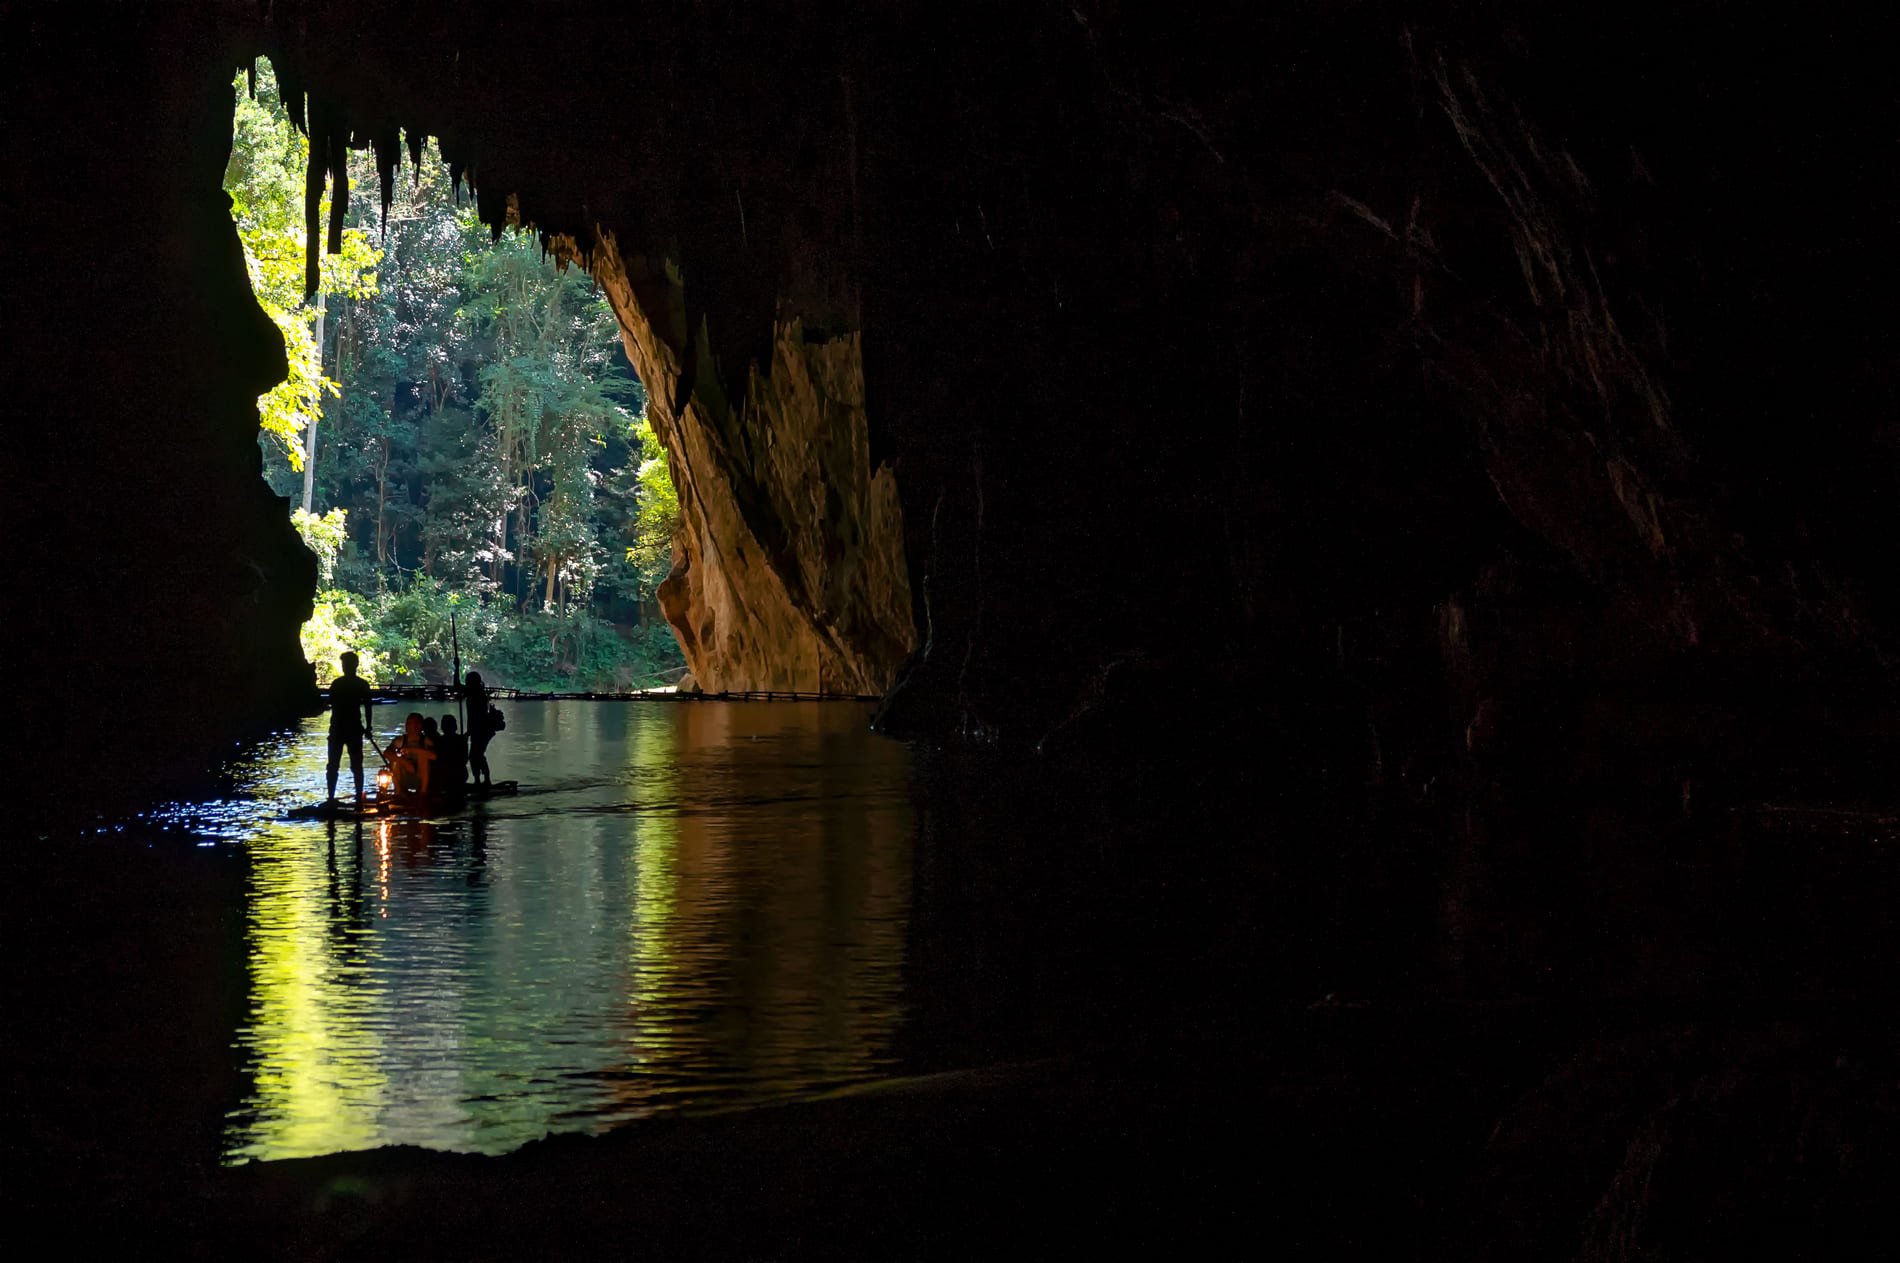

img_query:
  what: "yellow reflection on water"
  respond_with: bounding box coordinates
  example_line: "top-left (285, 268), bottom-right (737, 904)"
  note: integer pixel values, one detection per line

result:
top-left (223, 702), bottom-right (916, 1162)
top-left (376, 819), bottom-right (391, 916)
top-left (227, 821), bottom-right (387, 1162)
top-left (627, 704), bottom-right (681, 1081)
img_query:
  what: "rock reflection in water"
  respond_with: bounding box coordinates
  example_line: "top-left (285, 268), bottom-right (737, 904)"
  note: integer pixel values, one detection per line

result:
top-left (221, 701), bottom-right (912, 1162)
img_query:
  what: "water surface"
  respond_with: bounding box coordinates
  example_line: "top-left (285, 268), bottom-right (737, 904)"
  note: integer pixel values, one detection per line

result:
top-left (164, 701), bottom-right (915, 1162)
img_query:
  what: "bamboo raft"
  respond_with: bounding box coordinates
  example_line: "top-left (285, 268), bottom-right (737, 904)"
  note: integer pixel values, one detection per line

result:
top-left (288, 780), bottom-right (520, 821)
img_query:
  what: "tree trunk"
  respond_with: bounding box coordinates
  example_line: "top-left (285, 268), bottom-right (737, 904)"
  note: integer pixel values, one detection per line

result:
top-left (492, 511), bottom-right (505, 587)
top-left (392, 379), bottom-right (408, 568)
top-left (515, 492), bottom-right (532, 609)
top-left (375, 436), bottom-right (389, 565)
top-left (300, 292), bottom-right (327, 513)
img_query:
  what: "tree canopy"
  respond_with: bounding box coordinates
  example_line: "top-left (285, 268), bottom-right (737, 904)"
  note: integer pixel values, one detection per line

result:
top-left (229, 59), bottom-right (683, 689)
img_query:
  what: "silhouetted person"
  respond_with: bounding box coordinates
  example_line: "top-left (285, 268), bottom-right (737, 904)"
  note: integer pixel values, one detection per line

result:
top-left (384, 711), bottom-right (438, 798)
top-left (465, 670), bottom-right (498, 786)
top-left (422, 715), bottom-right (441, 745)
top-left (438, 715), bottom-right (469, 789)
top-left (325, 651), bottom-right (376, 803)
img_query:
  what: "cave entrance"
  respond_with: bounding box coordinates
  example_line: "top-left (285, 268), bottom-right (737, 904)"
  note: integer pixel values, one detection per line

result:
top-left (219, 46), bottom-right (917, 705)
top-left (225, 59), bottom-right (684, 694)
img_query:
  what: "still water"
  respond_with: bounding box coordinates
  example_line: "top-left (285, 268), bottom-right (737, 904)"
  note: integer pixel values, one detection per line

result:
top-left (164, 701), bottom-right (914, 1163)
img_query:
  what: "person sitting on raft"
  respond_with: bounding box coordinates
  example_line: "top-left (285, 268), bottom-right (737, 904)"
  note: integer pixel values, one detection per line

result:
top-left (437, 715), bottom-right (469, 789)
top-left (384, 712), bottom-right (438, 798)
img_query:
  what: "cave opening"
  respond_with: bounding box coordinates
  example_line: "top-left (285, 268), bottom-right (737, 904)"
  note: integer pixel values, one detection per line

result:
top-left (215, 45), bottom-right (921, 708)
top-left (17, 43), bottom-right (942, 1184)
top-left (225, 58), bottom-right (686, 695)
top-left (15, 5), bottom-right (1900, 1252)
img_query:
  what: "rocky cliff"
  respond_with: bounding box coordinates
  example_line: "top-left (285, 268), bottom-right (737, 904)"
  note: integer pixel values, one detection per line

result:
top-left (585, 237), bottom-right (913, 694)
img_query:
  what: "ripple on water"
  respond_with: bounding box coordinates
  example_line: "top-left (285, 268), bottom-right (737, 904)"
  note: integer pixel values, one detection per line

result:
top-left (180, 701), bottom-right (914, 1163)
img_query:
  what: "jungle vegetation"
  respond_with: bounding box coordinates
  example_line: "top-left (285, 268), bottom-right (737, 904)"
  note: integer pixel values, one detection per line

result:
top-left (226, 59), bottom-right (683, 690)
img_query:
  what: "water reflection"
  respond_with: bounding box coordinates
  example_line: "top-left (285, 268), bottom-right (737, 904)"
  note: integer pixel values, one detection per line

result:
top-left (213, 702), bottom-right (913, 1162)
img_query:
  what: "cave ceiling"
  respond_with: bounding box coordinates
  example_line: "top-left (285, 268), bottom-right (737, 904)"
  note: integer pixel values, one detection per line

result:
top-left (5, 1), bottom-right (1897, 774)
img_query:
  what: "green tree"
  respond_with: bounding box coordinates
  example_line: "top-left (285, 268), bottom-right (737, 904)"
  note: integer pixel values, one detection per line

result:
top-left (228, 60), bottom-right (683, 691)
top-left (459, 229), bottom-right (644, 611)
top-left (622, 418), bottom-right (680, 594)
top-left (224, 60), bottom-right (379, 479)
top-left (290, 506), bottom-right (349, 585)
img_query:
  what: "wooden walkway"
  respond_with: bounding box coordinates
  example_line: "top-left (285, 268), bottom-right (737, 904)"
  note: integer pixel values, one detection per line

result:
top-left (330, 685), bottom-right (882, 704)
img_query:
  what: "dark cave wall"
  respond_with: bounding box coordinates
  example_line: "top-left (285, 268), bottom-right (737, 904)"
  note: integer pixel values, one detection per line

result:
top-left (847, 3), bottom-right (1898, 781)
top-left (864, 2), bottom-right (1899, 782)
top-left (7, 2), bottom-right (1898, 797)
top-left (5, 8), bottom-right (318, 796)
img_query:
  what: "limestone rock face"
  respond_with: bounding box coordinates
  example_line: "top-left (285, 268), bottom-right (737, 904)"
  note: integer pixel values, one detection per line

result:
top-left (589, 236), bottom-right (914, 695)
top-left (15, 2), bottom-right (1900, 795)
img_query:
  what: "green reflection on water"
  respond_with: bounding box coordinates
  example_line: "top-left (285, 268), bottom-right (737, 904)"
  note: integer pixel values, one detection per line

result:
top-left (227, 820), bottom-right (389, 1161)
top-left (221, 701), bottom-right (915, 1162)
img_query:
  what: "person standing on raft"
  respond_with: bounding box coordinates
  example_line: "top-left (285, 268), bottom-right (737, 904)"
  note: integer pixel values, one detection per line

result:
top-left (325, 651), bottom-right (376, 804)
top-left (464, 670), bottom-right (499, 787)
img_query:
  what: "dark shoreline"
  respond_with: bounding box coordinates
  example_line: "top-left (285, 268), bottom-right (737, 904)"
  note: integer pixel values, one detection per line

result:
top-left (35, 996), bottom-right (1900, 1258)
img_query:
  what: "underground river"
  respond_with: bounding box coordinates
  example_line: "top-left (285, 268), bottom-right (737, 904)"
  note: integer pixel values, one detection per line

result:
top-left (152, 700), bottom-right (923, 1161)
top-left (20, 698), bottom-right (1900, 1254)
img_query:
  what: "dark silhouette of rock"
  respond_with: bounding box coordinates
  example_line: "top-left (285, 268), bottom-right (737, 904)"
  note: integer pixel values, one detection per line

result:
top-left (7, 2), bottom-right (1899, 793)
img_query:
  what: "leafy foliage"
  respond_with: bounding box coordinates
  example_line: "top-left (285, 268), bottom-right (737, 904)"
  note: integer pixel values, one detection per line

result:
top-left (308, 578), bottom-right (684, 692)
top-left (627, 419), bottom-right (682, 590)
top-left (225, 62), bottom-right (379, 468)
top-left (291, 506), bottom-right (349, 585)
top-left (228, 59), bottom-right (685, 692)
top-left (302, 591), bottom-right (389, 686)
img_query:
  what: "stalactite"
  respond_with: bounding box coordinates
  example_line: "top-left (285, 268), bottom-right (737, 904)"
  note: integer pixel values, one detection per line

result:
top-left (276, 59), bottom-right (306, 135)
top-left (325, 125), bottom-right (348, 257)
top-left (372, 126), bottom-right (400, 233)
top-left (478, 177), bottom-right (506, 242)
top-left (406, 128), bottom-right (423, 186)
top-left (302, 96), bottom-right (326, 297)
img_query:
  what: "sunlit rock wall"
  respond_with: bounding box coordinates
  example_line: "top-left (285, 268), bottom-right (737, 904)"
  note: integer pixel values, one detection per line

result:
top-left (587, 236), bottom-right (913, 694)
